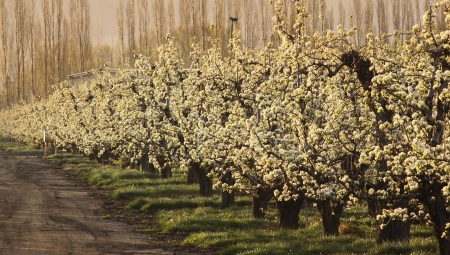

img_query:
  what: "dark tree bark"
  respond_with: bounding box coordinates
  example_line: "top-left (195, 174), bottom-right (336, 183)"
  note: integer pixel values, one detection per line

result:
top-left (130, 160), bottom-right (140, 170)
top-left (186, 167), bottom-right (198, 184)
top-left (371, 199), bottom-right (410, 244)
top-left (141, 153), bottom-right (150, 172)
top-left (220, 170), bottom-right (235, 208)
top-left (252, 187), bottom-right (273, 218)
top-left (156, 154), bottom-right (172, 178)
top-left (161, 165), bottom-right (172, 178)
top-left (276, 196), bottom-right (304, 229)
top-left (316, 200), bottom-right (344, 236)
top-left (101, 151), bottom-right (111, 165)
top-left (189, 161), bottom-right (213, 196)
top-left (148, 162), bottom-right (158, 174)
top-left (378, 218), bottom-right (411, 244)
top-left (120, 159), bottom-right (130, 169)
top-left (70, 143), bottom-right (78, 155)
top-left (421, 179), bottom-right (450, 255)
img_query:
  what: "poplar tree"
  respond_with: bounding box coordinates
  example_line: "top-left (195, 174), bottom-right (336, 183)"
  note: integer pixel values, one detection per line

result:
top-left (117, 0), bottom-right (125, 64)
top-left (0, 0), bottom-right (10, 107)
top-left (125, 0), bottom-right (136, 65)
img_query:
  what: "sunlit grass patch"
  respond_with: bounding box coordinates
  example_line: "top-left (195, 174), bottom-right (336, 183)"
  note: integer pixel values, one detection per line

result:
top-left (85, 167), bottom-right (158, 187)
top-left (155, 206), bottom-right (270, 233)
top-left (133, 226), bottom-right (154, 233)
top-left (47, 153), bottom-right (94, 165)
top-left (0, 137), bottom-right (41, 152)
top-left (188, 224), bottom-right (438, 255)
top-left (111, 183), bottom-right (200, 199)
top-left (407, 225), bottom-right (439, 255)
top-left (173, 204), bottom-right (439, 255)
top-left (127, 196), bottom-right (221, 210)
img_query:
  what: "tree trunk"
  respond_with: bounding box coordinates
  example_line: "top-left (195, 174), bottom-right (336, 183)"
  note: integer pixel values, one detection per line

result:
top-left (316, 200), bottom-right (344, 236)
top-left (148, 162), bottom-right (158, 174)
top-left (437, 238), bottom-right (450, 255)
top-left (421, 180), bottom-right (450, 255)
top-left (252, 187), bottom-right (273, 218)
top-left (220, 170), bottom-right (235, 208)
top-left (141, 154), bottom-right (149, 172)
top-left (90, 149), bottom-right (99, 162)
top-left (156, 154), bottom-right (172, 178)
top-left (100, 151), bottom-right (111, 165)
top-left (161, 165), bottom-right (172, 178)
top-left (95, 156), bottom-right (102, 165)
top-left (119, 157), bottom-right (129, 169)
top-left (70, 143), bottom-right (78, 155)
top-left (186, 167), bottom-right (198, 184)
top-left (367, 198), bottom-right (377, 218)
top-left (221, 190), bottom-right (234, 208)
top-left (373, 199), bottom-right (410, 244)
top-left (378, 219), bottom-right (411, 244)
top-left (276, 196), bottom-right (304, 229)
top-left (135, 160), bottom-right (142, 170)
top-left (190, 161), bottom-right (212, 196)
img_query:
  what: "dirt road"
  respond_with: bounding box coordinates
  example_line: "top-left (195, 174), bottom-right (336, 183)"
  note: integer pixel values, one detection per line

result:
top-left (0, 152), bottom-right (215, 255)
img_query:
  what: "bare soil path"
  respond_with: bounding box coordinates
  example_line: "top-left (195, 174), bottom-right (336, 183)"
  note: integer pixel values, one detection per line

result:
top-left (0, 152), bottom-right (217, 255)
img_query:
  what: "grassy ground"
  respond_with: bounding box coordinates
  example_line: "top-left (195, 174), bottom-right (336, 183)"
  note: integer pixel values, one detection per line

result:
top-left (0, 138), bottom-right (440, 254)
top-left (0, 137), bottom-right (42, 152)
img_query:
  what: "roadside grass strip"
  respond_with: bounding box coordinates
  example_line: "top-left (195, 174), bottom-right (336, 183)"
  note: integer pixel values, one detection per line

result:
top-left (155, 206), bottom-right (270, 233)
top-left (0, 137), bottom-right (42, 152)
top-left (181, 207), bottom-right (438, 255)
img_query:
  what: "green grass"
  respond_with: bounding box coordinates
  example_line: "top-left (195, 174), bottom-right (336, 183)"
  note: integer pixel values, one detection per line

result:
top-left (127, 196), bottom-right (221, 210)
top-left (155, 206), bottom-right (271, 233)
top-left (180, 206), bottom-right (438, 255)
top-left (1, 138), bottom-right (440, 254)
top-left (0, 137), bottom-right (42, 152)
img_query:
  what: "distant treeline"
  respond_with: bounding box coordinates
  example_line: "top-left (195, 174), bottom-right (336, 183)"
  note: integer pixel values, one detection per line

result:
top-left (0, 0), bottom-right (442, 109)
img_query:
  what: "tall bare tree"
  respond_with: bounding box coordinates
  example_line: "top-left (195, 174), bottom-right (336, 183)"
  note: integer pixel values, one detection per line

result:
top-left (392, 0), bottom-right (401, 40)
top-left (126, 0), bottom-right (136, 64)
top-left (167, 0), bottom-right (175, 34)
top-left (55, 0), bottom-right (64, 82)
top-left (260, 0), bottom-right (270, 45)
top-left (27, 1), bottom-right (38, 99)
top-left (42, 0), bottom-right (54, 98)
top-left (307, 0), bottom-right (320, 34)
top-left (363, 0), bottom-right (374, 42)
top-left (214, 0), bottom-right (228, 55)
top-left (352, 0), bottom-right (363, 46)
top-left (152, 0), bottom-right (165, 47)
top-left (338, 0), bottom-right (346, 27)
top-left (70, 0), bottom-right (92, 72)
top-left (178, 0), bottom-right (191, 62)
top-left (13, 0), bottom-right (32, 101)
top-left (0, 0), bottom-right (10, 107)
top-left (138, 0), bottom-right (150, 55)
top-left (117, 0), bottom-right (125, 64)
top-left (376, 0), bottom-right (388, 38)
top-left (200, 0), bottom-right (207, 50)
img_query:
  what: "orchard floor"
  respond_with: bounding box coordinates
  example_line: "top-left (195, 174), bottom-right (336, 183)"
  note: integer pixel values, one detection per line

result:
top-left (0, 151), bottom-right (219, 255)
